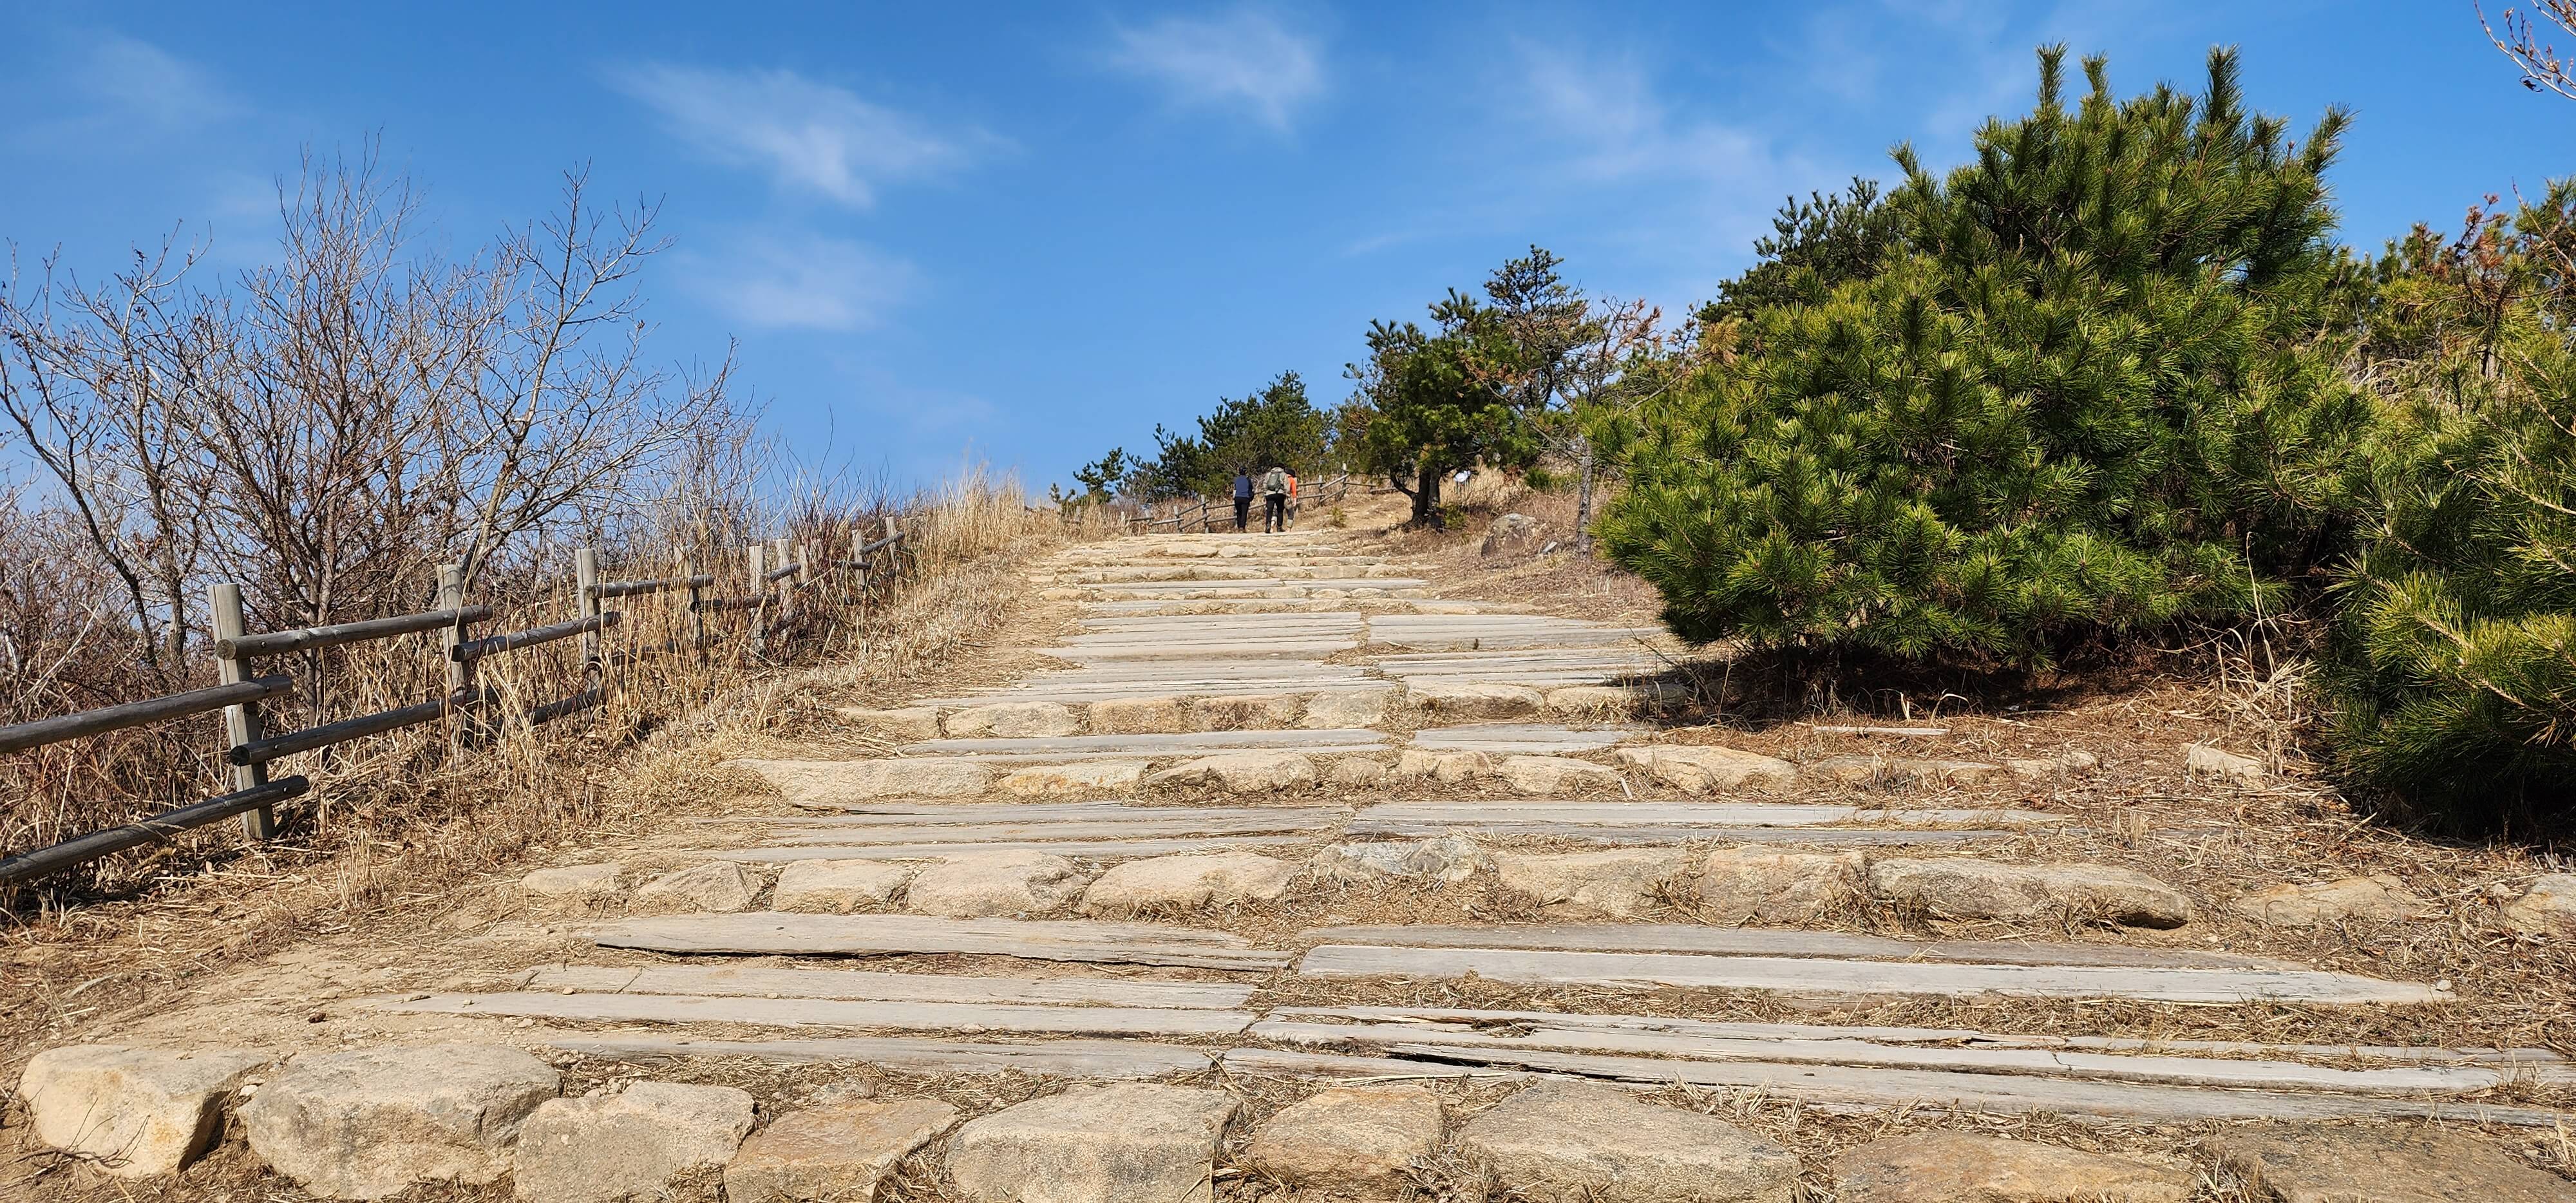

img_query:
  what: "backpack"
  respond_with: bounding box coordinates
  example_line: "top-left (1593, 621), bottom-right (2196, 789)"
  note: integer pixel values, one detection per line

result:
top-left (1261, 469), bottom-right (1289, 495)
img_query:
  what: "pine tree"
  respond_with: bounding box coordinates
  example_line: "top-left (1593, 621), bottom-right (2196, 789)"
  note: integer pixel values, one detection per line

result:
top-left (1600, 47), bottom-right (2371, 667)
top-left (2324, 181), bottom-right (2576, 825)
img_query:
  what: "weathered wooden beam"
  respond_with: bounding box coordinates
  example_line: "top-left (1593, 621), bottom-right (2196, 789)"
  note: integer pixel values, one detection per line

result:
top-left (448, 612), bottom-right (620, 662)
top-left (218, 606), bottom-right (491, 659)
top-left (0, 776), bottom-right (310, 886)
top-left (526, 688), bottom-right (603, 727)
top-left (0, 676), bottom-right (292, 755)
top-left (229, 696), bottom-right (455, 765)
top-left (591, 574), bottom-right (714, 600)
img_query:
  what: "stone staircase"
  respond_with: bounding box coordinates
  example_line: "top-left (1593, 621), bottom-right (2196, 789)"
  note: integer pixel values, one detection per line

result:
top-left (15, 528), bottom-right (2575, 1201)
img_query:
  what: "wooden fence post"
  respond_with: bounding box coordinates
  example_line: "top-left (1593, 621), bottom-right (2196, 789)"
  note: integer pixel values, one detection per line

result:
top-left (772, 536), bottom-right (795, 626)
top-left (746, 543), bottom-right (767, 658)
top-left (574, 547), bottom-right (601, 680)
top-left (437, 563), bottom-right (476, 744)
top-left (681, 553), bottom-right (706, 658)
top-left (209, 582), bottom-right (275, 840)
top-left (884, 517), bottom-right (902, 607)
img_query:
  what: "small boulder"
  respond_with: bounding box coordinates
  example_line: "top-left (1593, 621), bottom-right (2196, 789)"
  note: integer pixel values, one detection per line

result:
top-left (2208, 1124), bottom-right (2574, 1203)
top-left (19, 1045), bottom-right (272, 1177)
top-left (1868, 858), bottom-right (2191, 929)
top-left (1499, 755), bottom-right (1622, 795)
top-left (1483, 511), bottom-right (1543, 554)
top-left (737, 758), bottom-right (992, 801)
top-left (1192, 695), bottom-right (1302, 730)
top-left (1546, 685), bottom-right (1646, 717)
top-left (837, 706), bottom-right (941, 741)
top-left (772, 860), bottom-right (913, 913)
top-left (1615, 745), bottom-right (1799, 793)
top-left (1311, 837), bottom-right (1489, 885)
top-left (1147, 751), bottom-right (1318, 792)
top-left (1836, 1131), bottom-right (2191, 1203)
top-left (945, 1083), bottom-right (1237, 1203)
top-left (1492, 849), bottom-right (1685, 920)
top-left (1406, 681), bottom-right (1544, 720)
top-left (2184, 742), bottom-right (2266, 781)
top-left (1244, 1086), bottom-right (1441, 1193)
top-left (999, 761), bottom-right (1147, 797)
top-left (2005, 750), bottom-right (2101, 779)
top-left (1081, 852), bottom-right (1296, 914)
top-left (238, 1043), bottom-right (558, 1199)
top-left (513, 1081), bottom-right (755, 1203)
top-left (630, 862), bottom-right (764, 915)
top-left (1302, 689), bottom-right (1392, 730)
top-left (2501, 874), bottom-right (2576, 935)
top-left (1326, 757), bottom-right (1390, 786)
top-left (2231, 875), bottom-right (2427, 927)
top-left (724, 1098), bottom-right (958, 1203)
top-left (1395, 748), bottom-right (1493, 784)
top-left (1458, 1081), bottom-right (1797, 1203)
top-left (905, 851), bottom-right (1087, 917)
top-left (944, 701), bottom-right (1081, 739)
top-left (521, 863), bottom-right (622, 909)
top-left (1694, 847), bottom-right (1864, 924)
top-left (1087, 696), bottom-right (1191, 734)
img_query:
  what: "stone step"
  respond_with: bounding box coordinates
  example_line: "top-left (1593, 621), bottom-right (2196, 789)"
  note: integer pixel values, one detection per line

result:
top-left (526, 964), bottom-right (1256, 1008)
top-left (591, 913), bottom-right (1290, 971)
top-left (739, 802), bottom-right (1344, 826)
top-left (371, 992), bottom-right (1256, 1037)
top-left (1341, 822), bottom-right (2018, 846)
top-left (1034, 640), bottom-right (1358, 660)
top-left (1296, 945), bottom-right (2436, 1004)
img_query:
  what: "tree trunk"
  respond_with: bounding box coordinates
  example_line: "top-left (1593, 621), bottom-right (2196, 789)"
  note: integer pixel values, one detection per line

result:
top-left (1414, 464), bottom-right (1443, 527)
top-left (1573, 433), bottom-right (1598, 554)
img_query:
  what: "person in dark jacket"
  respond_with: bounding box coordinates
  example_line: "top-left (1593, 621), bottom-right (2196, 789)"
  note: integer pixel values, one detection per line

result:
top-left (1231, 470), bottom-right (1254, 531)
top-left (1260, 466), bottom-right (1291, 533)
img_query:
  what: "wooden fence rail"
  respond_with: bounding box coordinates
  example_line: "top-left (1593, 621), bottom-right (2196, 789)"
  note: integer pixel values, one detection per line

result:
top-left (0, 523), bottom-right (916, 890)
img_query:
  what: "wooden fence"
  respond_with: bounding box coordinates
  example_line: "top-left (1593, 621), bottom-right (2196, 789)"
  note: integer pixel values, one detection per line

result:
top-left (0, 520), bottom-right (917, 887)
top-left (1128, 472), bottom-right (1352, 534)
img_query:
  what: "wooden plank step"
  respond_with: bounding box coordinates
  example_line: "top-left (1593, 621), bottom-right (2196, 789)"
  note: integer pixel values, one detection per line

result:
top-left (1409, 725), bottom-right (1641, 753)
top-left (1343, 822), bottom-right (2018, 846)
top-left (748, 816), bottom-right (1340, 845)
top-left (1221, 1047), bottom-right (1533, 1082)
top-left (552, 1034), bottom-right (1214, 1077)
top-left (525, 964), bottom-right (1255, 1009)
top-left (1253, 1011), bottom-right (2540, 1094)
top-left (370, 991), bottom-right (1256, 1037)
top-left (898, 728), bottom-right (1387, 757)
top-left (1298, 924), bottom-right (2291, 970)
top-left (1257, 1005), bottom-right (2570, 1068)
top-left (1305, 1045), bottom-right (2575, 1126)
top-left (743, 804), bottom-right (1345, 826)
top-left (1356, 802), bottom-right (2065, 828)
top-left (592, 913), bottom-right (1290, 971)
top-left (707, 836), bottom-right (1318, 862)
top-left (1296, 945), bottom-right (2438, 1005)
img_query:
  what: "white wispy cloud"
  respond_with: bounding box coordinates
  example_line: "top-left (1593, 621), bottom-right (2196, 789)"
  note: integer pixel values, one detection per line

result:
top-left (610, 64), bottom-right (986, 207)
top-left (12, 32), bottom-right (244, 146)
top-left (689, 232), bottom-right (918, 331)
top-left (1103, 7), bottom-right (1326, 131)
top-left (1507, 39), bottom-right (1817, 264)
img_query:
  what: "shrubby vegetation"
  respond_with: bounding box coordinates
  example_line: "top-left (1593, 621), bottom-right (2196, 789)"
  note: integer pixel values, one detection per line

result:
top-left (1603, 49), bottom-right (2372, 665)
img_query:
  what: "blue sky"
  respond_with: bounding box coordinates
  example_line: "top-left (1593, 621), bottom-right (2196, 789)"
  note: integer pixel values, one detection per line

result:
top-left (4, 2), bottom-right (2570, 491)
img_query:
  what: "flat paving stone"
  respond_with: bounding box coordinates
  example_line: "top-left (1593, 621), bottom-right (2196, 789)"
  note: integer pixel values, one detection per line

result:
top-left (946, 1083), bottom-right (1237, 1203)
top-left (591, 913), bottom-right (1291, 971)
top-left (1834, 1130), bottom-right (2193, 1202)
top-left (526, 964), bottom-right (1255, 1009)
top-left (1458, 1080), bottom-right (1798, 1203)
top-left (723, 1099), bottom-right (957, 1203)
top-left (368, 991), bottom-right (1257, 1037)
top-left (546, 1035), bottom-right (1215, 1077)
top-left (18, 1045), bottom-right (274, 1177)
top-left (2207, 1124), bottom-right (2576, 1201)
top-left (1410, 723), bottom-right (1641, 753)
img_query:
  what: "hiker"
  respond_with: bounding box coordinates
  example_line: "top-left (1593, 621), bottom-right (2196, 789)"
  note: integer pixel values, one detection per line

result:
top-left (1231, 469), bottom-right (1254, 531)
top-left (1285, 468), bottom-right (1300, 529)
top-left (1260, 464), bottom-right (1291, 533)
